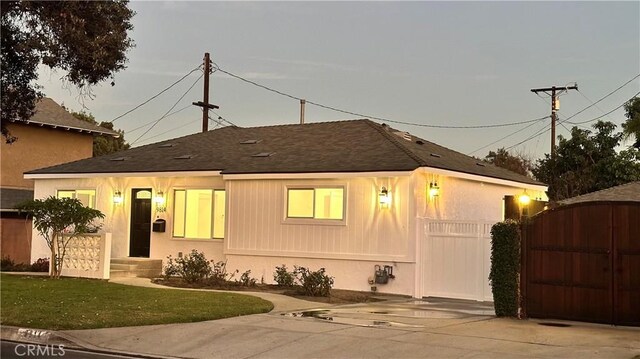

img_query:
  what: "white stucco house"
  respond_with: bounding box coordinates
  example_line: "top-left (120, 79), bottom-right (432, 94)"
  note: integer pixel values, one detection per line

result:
top-left (26, 119), bottom-right (546, 300)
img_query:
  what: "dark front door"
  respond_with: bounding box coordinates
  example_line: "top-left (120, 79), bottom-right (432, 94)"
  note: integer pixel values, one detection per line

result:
top-left (130, 188), bottom-right (152, 257)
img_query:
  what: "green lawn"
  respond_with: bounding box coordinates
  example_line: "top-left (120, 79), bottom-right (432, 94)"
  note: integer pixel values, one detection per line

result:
top-left (0, 274), bottom-right (273, 330)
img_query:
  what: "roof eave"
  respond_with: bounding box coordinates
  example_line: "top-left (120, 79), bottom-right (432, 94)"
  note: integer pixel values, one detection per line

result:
top-left (10, 119), bottom-right (119, 137)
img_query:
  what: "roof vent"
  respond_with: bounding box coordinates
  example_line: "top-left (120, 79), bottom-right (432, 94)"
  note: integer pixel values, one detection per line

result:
top-left (240, 139), bottom-right (262, 144)
top-left (110, 157), bottom-right (127, 161)
top-left (174, 155), bottom-right (194, 160)
top-left (159, 143), bottom-right (175, 148)
top-left (430, 153), bottom-right (441, 158)
top-left (393, 131), bottom-right (412, 141)
top-left (416, 140), bottom-right (425, 145)
top-left (251, 152), bottom-right (274, 157)
top-left (476, 162), bottom-right (486, 167)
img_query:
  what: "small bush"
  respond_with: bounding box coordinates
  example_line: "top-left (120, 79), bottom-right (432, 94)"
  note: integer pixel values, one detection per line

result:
top-left (1, 256), bottom-right (15, 271)
top-left (164, 250), bottom-right (212, 284)
top-left (273, 264), bottom-right (295, 287)
top-left (0, 256), bottom-right (37, 272)
top-left (210, 260), bottom-right (238, 285)
top-left (30, 258), bottom-right (50, 272)
top-left (489, 219), bottom-right (521, 317)
top-left (293, 266), bottom-right (334, 297)
top-left (237, 270), bottom-right (257, 287)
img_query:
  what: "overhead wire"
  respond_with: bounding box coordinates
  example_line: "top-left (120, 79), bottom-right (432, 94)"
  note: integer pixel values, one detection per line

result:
top-left (466, 116), bottom-right (549, 155)
top-left (124, 104), bottom-right (193, 134)
top-left (131, 73), bottom-right (204, 146)
top-left (109, 65), bottom-right (203, 123)
top-left (562, 74), bottom-right (639, 124)
top-left (213, 64), bottom-right (550, 130)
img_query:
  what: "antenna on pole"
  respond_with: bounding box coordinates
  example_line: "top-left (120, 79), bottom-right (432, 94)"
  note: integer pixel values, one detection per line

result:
top-left (300, 99), bottom-right (306, 124)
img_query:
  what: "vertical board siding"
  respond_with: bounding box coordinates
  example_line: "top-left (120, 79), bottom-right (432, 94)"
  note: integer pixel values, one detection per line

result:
top-left (421, 219), bottom-right (495, 301)
top-left (226, 177), bottom-right (412, 261)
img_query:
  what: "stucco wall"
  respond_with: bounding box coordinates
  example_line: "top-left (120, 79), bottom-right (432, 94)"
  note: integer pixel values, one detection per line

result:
top-left (414, 171), bottom-right (547, 222)
top-left (1, 123), bottom-right (93, 189)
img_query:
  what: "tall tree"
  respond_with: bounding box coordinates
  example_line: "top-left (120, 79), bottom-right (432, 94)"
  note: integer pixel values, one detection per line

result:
top-left (71, 111), bottom-right (130, 156)
top-left (1, 1), bottom-right (135, 143)
top-left (533, 121), bottom-right (640, 201)
top-left (484, 148), bottom-right (533, 177)
top-left (622, 97), bottom-right (640, 148)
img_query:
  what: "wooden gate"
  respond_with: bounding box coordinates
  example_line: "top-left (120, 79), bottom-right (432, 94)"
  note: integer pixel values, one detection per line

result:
top-left (521, 202), bottom-right (640, 326)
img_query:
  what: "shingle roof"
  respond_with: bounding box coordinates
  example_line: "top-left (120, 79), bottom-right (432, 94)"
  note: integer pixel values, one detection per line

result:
top-left (26, 119), bottom-right (543, 186)
top-left (559, 181), bottom-right (640, 205)
top-left (9, 97), bottom-right (118, 137)
top-left (1, 188), bottom-right (34, 211)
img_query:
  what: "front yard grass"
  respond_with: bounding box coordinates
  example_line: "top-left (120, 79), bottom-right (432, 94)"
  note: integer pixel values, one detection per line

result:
top-left (0, 274), bottom-right (273, 330)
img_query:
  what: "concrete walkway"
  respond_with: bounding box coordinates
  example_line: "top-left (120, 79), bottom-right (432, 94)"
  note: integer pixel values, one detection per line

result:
top-left (108, 277), bottom-right (323, 312)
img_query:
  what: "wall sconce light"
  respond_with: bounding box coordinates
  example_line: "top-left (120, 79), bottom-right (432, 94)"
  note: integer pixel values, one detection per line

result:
top-left (154, 191), bottom-right (166, 212)
top-left (519, 191), bottom-right (531, 206)
top-left (379, 187), bottom-right (391, 208)
top-left (429, 182), bottom-right (440, 197)
top-left (113, 191), bottom-right (123, 205)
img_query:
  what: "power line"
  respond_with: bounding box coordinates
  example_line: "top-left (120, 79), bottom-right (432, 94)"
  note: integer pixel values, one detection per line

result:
top-left (110, 65), bottom-right (202, 123)
top-left (213, 64), bottom-right (550, 130)
top-left (210, 111), bottom-right (237, 127)
top-left (467, 116), bottom-right (549, 155)
top-left (124, 104), bottom-right (193, 134)
top-left (563, 74), bottom-right (639, 124)
top-left (137, 118), bottom-right (201, 144)
top-left (131, 73), bottom-right (203, 145)
top-left (561, 90), bottom-right (640, 125)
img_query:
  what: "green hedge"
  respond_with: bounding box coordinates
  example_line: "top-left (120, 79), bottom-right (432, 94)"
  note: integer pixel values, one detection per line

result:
top-left (489, 219), bottom-right (520, 317)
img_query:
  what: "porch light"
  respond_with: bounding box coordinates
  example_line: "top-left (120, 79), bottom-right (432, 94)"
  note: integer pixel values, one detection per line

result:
top-left (154, 191), bottom-right (166, 212)
top-left (429, 182), bottom-right (440, 197)
top-left (113, 191), bottom-right (123, 205)
top-left (379, 187), bottom-right (391, 207)
top-left (519, 191), bottom-right (531, 206)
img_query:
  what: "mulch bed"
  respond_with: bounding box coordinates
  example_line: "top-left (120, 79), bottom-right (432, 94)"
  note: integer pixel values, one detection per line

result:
top-left (152, 277), bottom-right (407, 304)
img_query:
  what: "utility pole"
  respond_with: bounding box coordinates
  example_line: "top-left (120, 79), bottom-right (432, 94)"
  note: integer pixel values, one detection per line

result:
top-left (300, 99), bottom-right (306, 124)
top-left (530, 84), bottom-right (578, 157)
top-left (192, 52), bottom-right (219, 133)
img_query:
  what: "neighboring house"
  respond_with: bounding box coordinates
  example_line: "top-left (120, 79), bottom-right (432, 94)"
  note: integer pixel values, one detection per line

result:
top-left (0, 98), bottom-right (117, 264)
top-left (25, 119), bottom-right (547, 299)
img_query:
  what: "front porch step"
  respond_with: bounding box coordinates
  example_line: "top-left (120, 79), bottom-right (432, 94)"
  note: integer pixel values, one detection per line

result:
top-left (109, 258), bottom-right (163, 279)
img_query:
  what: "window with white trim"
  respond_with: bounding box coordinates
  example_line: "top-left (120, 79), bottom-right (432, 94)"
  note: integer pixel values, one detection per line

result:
top-left (173, 189), bottom-right (225, 239)
top-left (287, 187), bottom-right (344, 220)
top-left (57, 189), bottom-right (96, 208)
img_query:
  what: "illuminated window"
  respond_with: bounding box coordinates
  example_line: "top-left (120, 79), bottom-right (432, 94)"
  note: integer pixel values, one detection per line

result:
top-left (287, 188), bottom-right (344, 220)
top-left (173, 189), bottom-right (225, 239)
top-left (56, 189), bottom-right (96, 208)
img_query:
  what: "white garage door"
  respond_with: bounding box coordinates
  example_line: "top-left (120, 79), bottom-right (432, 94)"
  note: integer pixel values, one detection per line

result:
top-left (420, 219), bottom-right (494, 302)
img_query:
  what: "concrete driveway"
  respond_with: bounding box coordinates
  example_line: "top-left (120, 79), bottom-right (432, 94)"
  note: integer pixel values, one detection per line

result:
top-left (62, 298), bottom-right (640, 359)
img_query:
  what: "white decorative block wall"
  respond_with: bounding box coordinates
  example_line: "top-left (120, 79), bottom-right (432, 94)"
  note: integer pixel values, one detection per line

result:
top-left (60, 233), bottom-right (112, 279)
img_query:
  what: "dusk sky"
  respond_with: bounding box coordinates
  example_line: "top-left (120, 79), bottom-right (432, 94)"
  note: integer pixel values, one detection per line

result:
top-left (38, 1), bottom-right (640, 159)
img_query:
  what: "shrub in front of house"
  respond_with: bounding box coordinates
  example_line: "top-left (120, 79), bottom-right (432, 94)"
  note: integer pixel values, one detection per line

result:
top-left (164, 250), bottom-right (212, 284)
top-left (29, 258), bottom-right (50, 272)
top-left (0, 256), bottom-right (49, 272)
top-left (273, 264), bottom-right (295, 287)
top-left (489, 219), bottom-right (520, 317)
top-left (236, 269), bottom-right (257, 287)
top-left (293, 266), bottom-right (334, 297)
